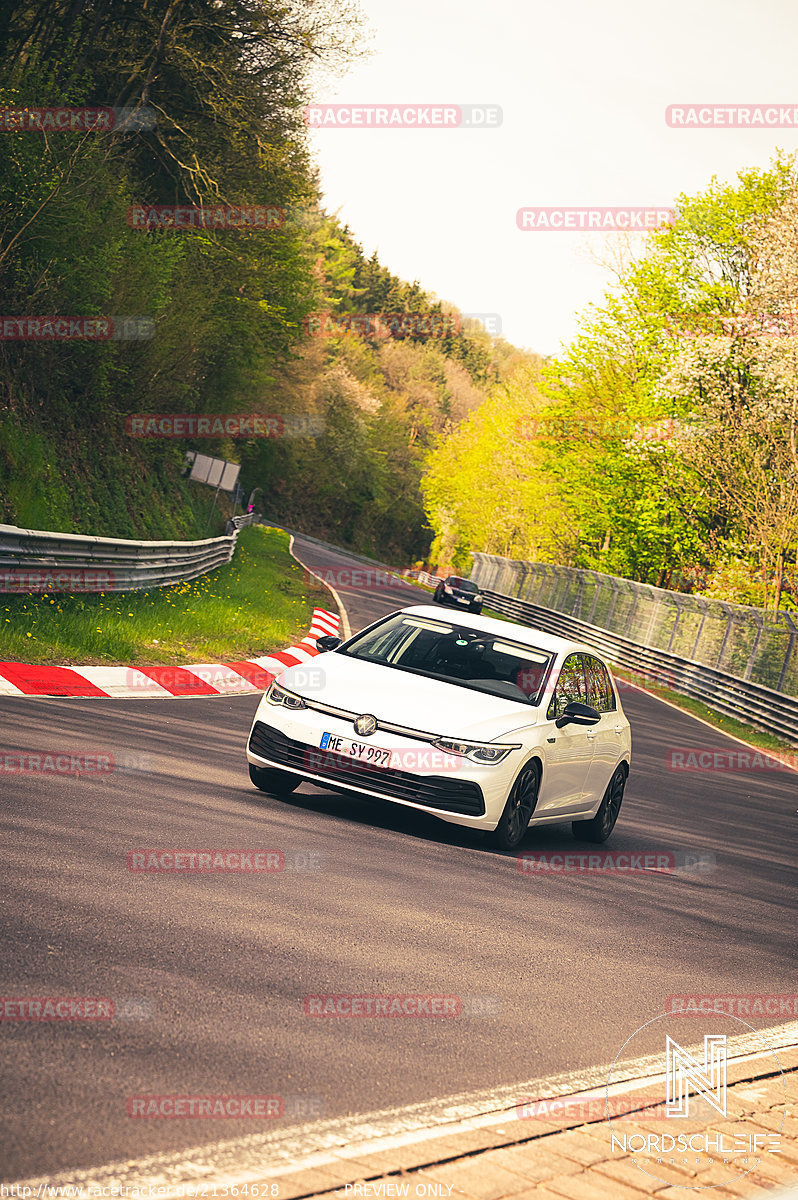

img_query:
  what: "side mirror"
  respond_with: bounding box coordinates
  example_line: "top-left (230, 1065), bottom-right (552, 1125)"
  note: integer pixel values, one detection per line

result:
top-left (316, 634), bottom-right (342, 652)
top-left (555, 701), bottom-right (601, 729)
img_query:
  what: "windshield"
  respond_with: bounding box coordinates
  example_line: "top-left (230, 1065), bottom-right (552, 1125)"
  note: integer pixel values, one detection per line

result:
top-left (446, 577), bottom-right (478, 592)
top-left (339, 614), bottom-right (554, 705)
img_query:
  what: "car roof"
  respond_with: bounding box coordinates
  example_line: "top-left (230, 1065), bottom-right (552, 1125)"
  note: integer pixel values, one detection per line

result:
top-left (394, 605), bottom-right (600, 660)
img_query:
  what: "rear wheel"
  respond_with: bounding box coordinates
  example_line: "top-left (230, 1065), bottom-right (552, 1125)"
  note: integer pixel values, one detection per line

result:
top-left (572, 764), bottom-right (626, 843)
top-left (249, 763), bottom-right (300, 795)
top-left (486, 761), bottom-right (541, 851)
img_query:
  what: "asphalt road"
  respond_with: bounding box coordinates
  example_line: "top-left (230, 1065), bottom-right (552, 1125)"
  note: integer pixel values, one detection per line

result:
top-left (1, 534), bottom-right (796, 1180)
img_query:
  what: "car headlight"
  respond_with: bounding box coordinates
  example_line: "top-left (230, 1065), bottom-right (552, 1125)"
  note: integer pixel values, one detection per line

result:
top-left (443, 585), bottom-right (453, 594)
top-left (473, 594), bottom-right (483, 602)
top-left (266, 682), bottom-right (307, 710)
top-left (432, 737), bottom-right (520, 764)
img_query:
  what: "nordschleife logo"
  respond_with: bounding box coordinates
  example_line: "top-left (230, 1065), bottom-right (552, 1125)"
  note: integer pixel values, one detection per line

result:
top-left (607, 1013), bottom-right (787, 1190)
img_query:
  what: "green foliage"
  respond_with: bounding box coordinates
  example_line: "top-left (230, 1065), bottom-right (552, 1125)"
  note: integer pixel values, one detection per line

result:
top-left (421, 155), bottom-right (798, 599)
top-left (0, 8), bottom-right (517, 562)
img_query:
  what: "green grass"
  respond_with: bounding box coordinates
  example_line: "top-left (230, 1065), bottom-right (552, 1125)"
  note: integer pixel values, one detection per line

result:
top-left (0, 526), bottom-right (330, 666)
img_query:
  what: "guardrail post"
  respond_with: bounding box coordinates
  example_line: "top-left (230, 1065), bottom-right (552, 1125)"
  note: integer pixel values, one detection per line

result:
top-left (776, 614), bottom-right (797, 692)
top-left (666, 595), bottom-right (684, 652)
top-left (642, 585), bottom-right (660, 645)
top-left (604, 578), bottom-right (621, 627)
top-left (742, 611), bottom-right (765, 681)
top-left (586, 571), bottom-right (601, 624)
top-left (690, 598), bottom-right (709, 661)
top-left (714, 602), bottom-right (735, 670)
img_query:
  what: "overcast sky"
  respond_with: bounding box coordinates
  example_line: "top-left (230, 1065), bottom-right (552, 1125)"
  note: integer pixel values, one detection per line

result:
top-left (306, 0), bottom-right (798, 356)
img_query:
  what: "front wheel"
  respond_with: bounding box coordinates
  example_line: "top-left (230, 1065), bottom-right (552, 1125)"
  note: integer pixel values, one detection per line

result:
top-left (572, 764), bottom-right (626, 843)
top-left (249, 762), bottom-right (300, 795)
top-left (433, 585), bottom-right (443, 602)
top-left (485, 761), bottom-right (541, 851)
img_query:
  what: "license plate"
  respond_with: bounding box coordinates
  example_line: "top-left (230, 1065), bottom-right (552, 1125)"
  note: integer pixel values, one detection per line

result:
top-left (457, 595), bottom-right (470, 603)
top-left (320, 732), bottom-right (392, 767)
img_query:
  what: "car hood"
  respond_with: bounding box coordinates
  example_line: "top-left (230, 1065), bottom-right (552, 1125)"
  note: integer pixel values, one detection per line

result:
top-left (278, 651), bottom-right (541, 741)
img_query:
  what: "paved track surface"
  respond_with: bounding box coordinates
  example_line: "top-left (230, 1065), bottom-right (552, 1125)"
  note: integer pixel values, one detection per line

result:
top-left (1, 535), bottom-right (796, 1179)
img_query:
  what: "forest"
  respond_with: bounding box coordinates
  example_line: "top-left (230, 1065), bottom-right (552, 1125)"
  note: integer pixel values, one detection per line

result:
top-left (2, 2), bottom-right (798, 610)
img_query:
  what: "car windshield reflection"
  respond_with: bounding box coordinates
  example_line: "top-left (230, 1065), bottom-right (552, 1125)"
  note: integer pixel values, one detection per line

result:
top-left (340, 614), bottom-right (554, 705)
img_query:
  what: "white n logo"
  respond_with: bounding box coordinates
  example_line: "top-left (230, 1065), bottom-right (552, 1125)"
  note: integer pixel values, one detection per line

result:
top-left (666, 1034), bottom-right (727, 1118)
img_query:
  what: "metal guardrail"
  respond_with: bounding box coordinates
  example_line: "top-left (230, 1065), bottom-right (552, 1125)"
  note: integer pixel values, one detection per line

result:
top-left (225, 512), bottom-right (257, 534)
top-left (0, 514), bottom-right (260, 593)
top-left (471, 554), bottom-right (798, 696)
top-left (414, 571), bottom-right (442, 589)
top-left (476, 586), bottom-right (798, 745)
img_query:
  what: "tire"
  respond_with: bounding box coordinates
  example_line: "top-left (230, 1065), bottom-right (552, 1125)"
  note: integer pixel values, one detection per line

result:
top-left (433, 586), bottom-right (442, 602)
top-left (472, 603), bottom-right (483, 614)
top-left (572, 764), bottom-right (626, 843)
top-left (249, 762), bottom-right (301, 795)
top-left (485, 761), bottom-right (541, 851)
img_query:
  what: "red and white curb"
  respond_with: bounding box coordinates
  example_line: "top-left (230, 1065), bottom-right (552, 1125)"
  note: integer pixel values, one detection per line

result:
top-left (0, 607), bottom-right (339, 699)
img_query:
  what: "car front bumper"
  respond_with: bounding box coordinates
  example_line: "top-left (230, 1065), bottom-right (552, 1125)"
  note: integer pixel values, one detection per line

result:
top-left (246, 702), bottom-right (518, 830)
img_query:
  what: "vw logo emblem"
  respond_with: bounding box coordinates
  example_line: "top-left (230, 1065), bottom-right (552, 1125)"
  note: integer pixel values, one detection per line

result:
top-left (353, 713), bottom-right (377, 737)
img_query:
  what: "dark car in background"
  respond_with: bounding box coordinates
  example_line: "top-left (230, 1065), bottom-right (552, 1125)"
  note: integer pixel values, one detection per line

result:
top-left (433, 575), bottom-right (484, 613)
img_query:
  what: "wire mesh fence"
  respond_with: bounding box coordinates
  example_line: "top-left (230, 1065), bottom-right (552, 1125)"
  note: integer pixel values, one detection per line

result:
top-left (470, 555), bottom-right (798, 699)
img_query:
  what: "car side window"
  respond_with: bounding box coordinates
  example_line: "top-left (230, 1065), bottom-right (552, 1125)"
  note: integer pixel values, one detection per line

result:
top-left (547, 653), bottom-right (588, 720)
top-left (584, 655), bottom-right (616, 713)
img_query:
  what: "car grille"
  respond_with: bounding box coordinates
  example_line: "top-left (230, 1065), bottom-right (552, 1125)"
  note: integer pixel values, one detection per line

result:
top-left (248, 721), bottom-right (485, 816)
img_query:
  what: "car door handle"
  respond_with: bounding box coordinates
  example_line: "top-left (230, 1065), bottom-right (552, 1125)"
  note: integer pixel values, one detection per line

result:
top-left (614, 725), bottom-right (624, 733)
top-left (586, 730), bottom-right (596, 740)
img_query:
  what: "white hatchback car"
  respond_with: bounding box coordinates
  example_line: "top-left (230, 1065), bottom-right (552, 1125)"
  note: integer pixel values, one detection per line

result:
top-left (246, 606), bottom-right (632, 850)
